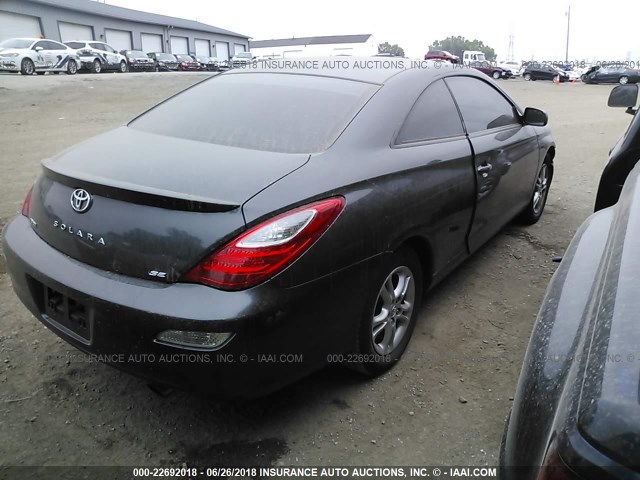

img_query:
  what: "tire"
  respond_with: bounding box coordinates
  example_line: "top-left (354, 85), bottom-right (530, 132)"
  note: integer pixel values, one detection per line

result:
top-left (518, 158), bottom-right (552, 225)
top-left (492, 70), bottom-right (501, 80)
top-left (523, 73), bottom-right (531, 81)
top-left (581, 74), bottom-right (588, 83)
top-left (119, 61), bottom-right (128, 73)
top-left (20, 58), bottom-right (35, 75)
top-left (619, 76), bottom-right (629, 85)
top-left (91, 59), bottom-right (102, 74)
top-left (498, 409), bottom-right (512, 480)
top-left (349, 247), bottom-right (423, 376)
top-left (66, 60), bottom-right (77, 75)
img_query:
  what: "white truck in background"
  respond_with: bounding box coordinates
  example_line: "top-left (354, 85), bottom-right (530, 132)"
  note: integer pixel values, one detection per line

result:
top-left (463, 50), bottom-right (486, 63)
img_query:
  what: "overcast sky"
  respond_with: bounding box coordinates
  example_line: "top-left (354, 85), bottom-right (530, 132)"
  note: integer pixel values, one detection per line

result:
top-left (105, 0), bottom-right (639, 62)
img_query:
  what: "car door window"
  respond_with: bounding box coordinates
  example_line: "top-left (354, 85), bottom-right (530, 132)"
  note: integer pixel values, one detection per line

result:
top-left (32, 41), bottom-right (47, 51)
top-left (47, 41), bottom-right (65, 50)
top-left (445, 76), bottom-right (520, 133)
top-left (396, 79), bottom-right (465, 144)
top-left (104, 44), bottom-right (116, 54)
top-left (89, 42), bottom-right (104, 51)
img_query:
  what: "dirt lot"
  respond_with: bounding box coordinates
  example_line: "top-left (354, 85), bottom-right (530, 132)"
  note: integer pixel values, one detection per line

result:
top-left (0, 71), bottom-right (631, 470)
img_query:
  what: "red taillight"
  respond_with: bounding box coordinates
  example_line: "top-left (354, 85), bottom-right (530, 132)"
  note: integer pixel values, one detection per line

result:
top-left (537, 440), bottom-right (577, 480)
top-left (21, 185), bottom-right (33, 217)
top-left (183, 197), bottom-right (345, 290)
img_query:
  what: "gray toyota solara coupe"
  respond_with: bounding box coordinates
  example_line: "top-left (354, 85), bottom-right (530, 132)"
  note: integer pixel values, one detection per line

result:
top-left (3, 59), bottom-right (556, 397)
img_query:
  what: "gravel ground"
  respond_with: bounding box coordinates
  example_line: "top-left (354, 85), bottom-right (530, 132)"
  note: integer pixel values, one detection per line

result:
top-left (0, 71), bottom-right (631, 470)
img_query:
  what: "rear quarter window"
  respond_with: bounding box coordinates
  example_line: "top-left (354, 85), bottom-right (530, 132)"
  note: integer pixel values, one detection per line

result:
top-left (129, 73), bottom-right (379, 154)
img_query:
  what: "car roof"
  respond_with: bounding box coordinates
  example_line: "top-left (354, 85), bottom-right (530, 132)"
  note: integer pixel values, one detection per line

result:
top-left (225, 56), bottom-right (454, 85)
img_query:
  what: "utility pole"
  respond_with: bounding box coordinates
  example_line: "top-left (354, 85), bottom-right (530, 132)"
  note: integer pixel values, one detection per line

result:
top-left (507, 33), bottom-right (514, 62)
top-left (565, 4), bottom-right (571, 62)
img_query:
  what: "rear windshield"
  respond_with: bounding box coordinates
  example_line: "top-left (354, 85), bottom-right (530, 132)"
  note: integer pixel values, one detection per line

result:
top-left (65, 42), bottom-right (85, 49)
top-left (129, 73), bottom-right (378, 153)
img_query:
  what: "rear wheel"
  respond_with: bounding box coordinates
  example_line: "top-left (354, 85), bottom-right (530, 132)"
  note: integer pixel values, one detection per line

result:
top-left (348, 247), bottom-right (423, 376)
top-left (523, 72), bottom-right (531, 81)
top-left (519, 158), bottom-right (552, 224)
top-left (21, 58), bottom-right (35, 75)
top-left (492, 70), bottom-right (501, 80)
top-left (66, 60), bottom-right (77, 75)
top-left (119, 61), bottom-right (128, 73)
top-left (91, 59), bottom-right (102, 74)
top-left (619, 76), bottom-right (629, 85)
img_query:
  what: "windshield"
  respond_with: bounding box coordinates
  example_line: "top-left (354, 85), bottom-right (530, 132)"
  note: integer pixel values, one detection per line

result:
top-left (156, 53), bottom-right (176, 61)
top-left (127, 51), bottom-right (147, 59)
top-left (196, 56), bottom-right (209, 62)
top-left (175, 54), bottom-right (193, 62)
top-left (0, 39), bottom-right (34, 49)
top-left (129, 73), bottom-right (379, 154)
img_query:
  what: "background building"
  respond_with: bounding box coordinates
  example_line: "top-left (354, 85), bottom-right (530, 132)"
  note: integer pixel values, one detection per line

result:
top-left (250, 34), bottom-right (376, 59)
top-left (0, 0), bottom-right (249, 59)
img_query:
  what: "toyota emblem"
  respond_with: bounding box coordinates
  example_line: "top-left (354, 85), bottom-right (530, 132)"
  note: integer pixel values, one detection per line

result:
top-left (70, 189), bottom-right (92, 213)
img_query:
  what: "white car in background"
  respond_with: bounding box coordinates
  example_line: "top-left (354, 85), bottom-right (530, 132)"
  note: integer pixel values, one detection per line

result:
top-left (64, 40), bottom-right (128, 73)
top-left (498, 60), bottom-right (523, 76)
top-left (0, 38), bottom-right (80, 75)
top-left (230, 51), bottom-right (255, 68)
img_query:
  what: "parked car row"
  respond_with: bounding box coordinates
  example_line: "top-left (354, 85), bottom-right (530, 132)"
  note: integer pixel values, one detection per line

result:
top-left (0, 37), bottom-right (232, 75)
top-left (0, 37), bottom-right (80, 75)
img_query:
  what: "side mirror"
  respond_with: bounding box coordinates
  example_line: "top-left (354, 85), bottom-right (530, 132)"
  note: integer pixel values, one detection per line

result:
top-left (608, 84), bottom-right (638, 108)
top-left (522, 107), bottom-right (548, 127)
top-left (34, 46), bottom-right (44, 52)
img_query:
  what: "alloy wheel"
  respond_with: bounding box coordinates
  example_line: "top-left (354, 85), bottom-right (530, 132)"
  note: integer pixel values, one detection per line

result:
top-left (533, 164), bottom-right (549, 215)
top-left (371, 266), bottom-right (415, 355)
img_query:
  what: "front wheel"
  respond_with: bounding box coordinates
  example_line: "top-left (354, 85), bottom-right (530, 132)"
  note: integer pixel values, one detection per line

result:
top-left (91, 59), bottom-right (101, 73)
top-left (21, 58), bottom-right (35, 75)
top-left (119, 61), bottom-right (128, 73)
top-left (523, 73), bottom-right (531, 81)
top-left (619, 76), bottom-right (629, 85)
top-left (492, 70), bottom-right (501, 80)
top-left (518, 159), bottom-right (552, 225)
top-left (349, 248), bottom-right (423, 376)
top-left (66, 60), bottom-right (77, 75)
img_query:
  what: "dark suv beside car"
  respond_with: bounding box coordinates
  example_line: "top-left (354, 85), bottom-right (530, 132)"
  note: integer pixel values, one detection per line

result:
top-left (501, 84), bottom-right (640, 480)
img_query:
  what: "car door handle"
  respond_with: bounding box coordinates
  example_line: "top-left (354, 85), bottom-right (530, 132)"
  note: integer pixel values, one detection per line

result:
top-left (477, 164), bottom-right (493, 173)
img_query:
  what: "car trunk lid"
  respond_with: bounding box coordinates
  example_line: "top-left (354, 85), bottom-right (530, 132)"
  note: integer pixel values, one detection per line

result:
top-left (28, 127), bottom-right (309, 282)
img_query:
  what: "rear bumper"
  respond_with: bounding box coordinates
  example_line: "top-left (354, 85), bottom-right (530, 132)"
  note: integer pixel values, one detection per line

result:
top-left (3, 215), bottom-right (372, 398)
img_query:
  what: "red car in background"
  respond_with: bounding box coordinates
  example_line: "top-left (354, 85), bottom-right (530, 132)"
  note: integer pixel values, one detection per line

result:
top-left (424, 50), bottom-right (459, 63)
top-left (174, 54), bottom-right (201, 71)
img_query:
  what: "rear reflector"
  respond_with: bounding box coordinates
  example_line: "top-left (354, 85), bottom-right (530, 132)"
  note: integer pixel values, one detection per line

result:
top-left (155, 330), bottom-right (233, 350)
top-left (537, 439), bottom-right (579, 480)
top-left (21, 185), bottom-right (33, 217)
top-left (183, 197), bottom-right (345, 290)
